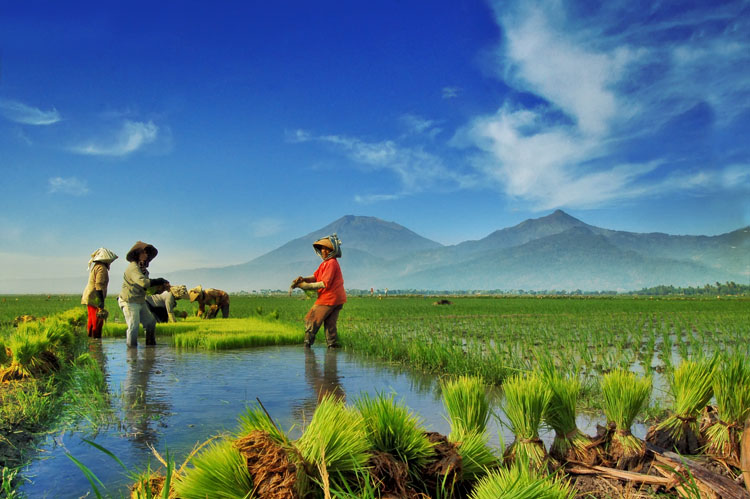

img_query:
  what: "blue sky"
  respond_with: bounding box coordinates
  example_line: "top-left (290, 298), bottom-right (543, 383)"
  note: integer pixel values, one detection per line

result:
top-left (1, 0), bottom-right (748, 281)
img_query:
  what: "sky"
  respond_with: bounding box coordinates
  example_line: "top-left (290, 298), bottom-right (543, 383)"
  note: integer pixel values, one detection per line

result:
top-left (1, 0), bottom-right (749, 282)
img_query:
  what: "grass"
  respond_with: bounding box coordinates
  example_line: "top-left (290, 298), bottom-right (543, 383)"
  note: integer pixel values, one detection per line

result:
top-left (103, 316), bottom-right (303, 349)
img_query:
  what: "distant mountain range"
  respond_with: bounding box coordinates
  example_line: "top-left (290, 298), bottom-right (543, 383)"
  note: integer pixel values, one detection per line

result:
top-left (163, 211), bottom-right (748, 292)
top-left (2, 211), bottom-right (746, 294)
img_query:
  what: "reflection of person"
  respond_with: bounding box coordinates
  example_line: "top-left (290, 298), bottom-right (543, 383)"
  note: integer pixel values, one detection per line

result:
top-left (81, 248), bottom-right (118, 338)
top-left (188, 285), bottom-right (230, 318)
top-left (146, 285), bottom-right (189, 323)
top-left (305, 347), bottom-right (345, 403)
top-left (118, 241), bottom-right (168, 347)
top-left (122, 346), bottom-right (170, 449)
top-left (290, 234), bottom-right (346, 348)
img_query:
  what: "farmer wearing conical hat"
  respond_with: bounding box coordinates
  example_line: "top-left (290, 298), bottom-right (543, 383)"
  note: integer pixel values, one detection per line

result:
top-left (81, 247), bottom-right (118, 338)
top-left (146, 284), bottom-right (189, 323)
top-left (290, 234), bottom-right (346, 348)
top-left (118, 241), bottom-right (169, 347)
top-left (188, 285), bottom-right (230, 319)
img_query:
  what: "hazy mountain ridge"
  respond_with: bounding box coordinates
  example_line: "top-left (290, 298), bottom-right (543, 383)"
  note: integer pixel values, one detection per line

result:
top-left (161, 212), bottom-right (747, 292)
top-left (2, 212), bottom-right (746, 293)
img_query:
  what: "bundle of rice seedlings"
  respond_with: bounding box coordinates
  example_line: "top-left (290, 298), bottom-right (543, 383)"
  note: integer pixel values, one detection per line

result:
top-left (234, 402), bottom-right (302, 497)
top-left (502, 372), bottom-right (552, 471)
top-left (0, 341), bottom-right (9, 366)
top-left (703, 353), bottom-right (750, 466)
top-left (296, 393), bottom-right (370, 493)
top-left (541, 370), bottom-right (598, 464)
top-left (173, 438), bottom-right (254, 499)
top-left (468, 459), bottom-right (574, 499)
top-left (0, 333), bottom-right (58, 381)
top-left (600, 370), bottom-right (652, 470)
top-left (646, 356), bottom-right (716, 454)
top-left (452, 430), bottom-right (500, 482)
top-left (355, 392), bottom-right (434, 469)
top-left (441, 375), bottom-right (491, 437)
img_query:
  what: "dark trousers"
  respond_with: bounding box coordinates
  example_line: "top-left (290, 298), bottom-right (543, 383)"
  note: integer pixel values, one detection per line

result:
top-left (304, 304), bottom-right (343, 348)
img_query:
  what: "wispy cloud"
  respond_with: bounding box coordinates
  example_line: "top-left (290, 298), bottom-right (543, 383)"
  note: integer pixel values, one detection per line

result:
top-left (72, 120), bottom-right (158, 156)
top-left (400, 114), bottom-right (442, 139)
top-left (0, 99), bottom-right (61, 125)
top-left (442, 86), bottom-right (461, 99)
top-left (48, 176), bottom-right (89, 196)
top-left (354, 193), bottom-right (403, 204)
top-left (459, 0), bottom-right (750, 210)
top-left (251, 217), bottom-right (284, 238)
top-left (292, 129), bottom-right (476, 198)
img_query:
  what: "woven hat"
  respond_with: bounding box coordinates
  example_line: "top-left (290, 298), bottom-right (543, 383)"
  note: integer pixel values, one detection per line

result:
top-left (313, 233), bottom-right (342, 259)
top-left (170, 285), bottom-right (189, 300)
top-left (88, 248), bottom-right (118, 269)
top-left (188, 285), bottom-right (203, 302)
top-left (126, 241), bottom-right (158, 263)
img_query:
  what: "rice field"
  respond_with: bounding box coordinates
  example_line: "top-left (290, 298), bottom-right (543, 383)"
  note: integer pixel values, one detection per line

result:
top-left (2, 293), bottom-right (749, 497)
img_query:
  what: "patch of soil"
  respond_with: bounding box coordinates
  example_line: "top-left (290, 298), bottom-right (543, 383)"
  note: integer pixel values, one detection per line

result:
top-left (421, 432), bottom-right (462, 493)
top-left (367, 450), bottom-right (421, 499)
top-left (645, 420), bottom-right (702, 455)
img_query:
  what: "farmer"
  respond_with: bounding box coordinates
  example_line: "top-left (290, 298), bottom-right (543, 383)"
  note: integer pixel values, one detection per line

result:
top-left (81, 247), bottom-right (118, 338)
top-left (290, 234), bottom-right (345, 348)
top-left (118, 241), bottom-right (169, 347)
top-left (146, 284), bottom-right (189, 323)
top-left (188, 285), bottom-right (230, 318)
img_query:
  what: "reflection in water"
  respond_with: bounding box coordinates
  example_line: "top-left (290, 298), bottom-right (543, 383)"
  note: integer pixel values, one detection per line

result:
top-left (122, 347), bottom-right (171, 449)
top-left (293, 348), bottom-right (346, 419)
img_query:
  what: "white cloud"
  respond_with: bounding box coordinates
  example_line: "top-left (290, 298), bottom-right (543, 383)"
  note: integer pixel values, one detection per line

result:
top-left (0, 99), bottom-right (61, 125)
top-left (48, 176), bottom-right (89, 196)
top-left (72, 120), bottom-right (158, 156)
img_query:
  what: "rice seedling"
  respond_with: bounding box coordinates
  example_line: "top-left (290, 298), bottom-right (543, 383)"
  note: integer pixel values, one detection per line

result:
top-left (236, 402), bottom-right (291, 447)
top-left (296, 393), bottom-right (371, 492)
top-left (452, 430), bottom-right (499, 482)
top-left (540, 366), bottom-right (597, 464)
top-left (355, 392), bottom-right (434, 470)
top-left (646, 356), bottom-right (716, 454)
top-left (600, 370), bottom-right (652, 470)
top-left (173, 438), bottom-right (254, 499)
top-left (702, 353), bottom-right (750, 466)
top-left (501, 372), bottom-right (552, 471)
top-left (468, 458), bottom-right (574, 499)
top-left (441, 375), bottom-right (491, 438)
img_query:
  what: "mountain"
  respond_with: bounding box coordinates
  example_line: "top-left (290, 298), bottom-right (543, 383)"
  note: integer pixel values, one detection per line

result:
top-left (3, 213), bottom-right (746, 293)
top-left (160, 212), bottom-right (747, 292)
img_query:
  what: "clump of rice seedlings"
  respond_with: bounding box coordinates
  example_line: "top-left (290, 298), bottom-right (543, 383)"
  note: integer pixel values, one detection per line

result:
top-left (0, 341), bottom-right (9, 366)
top-left (702, 353), bottom-right (750, 466)
top-left (441, 375), bottom-right (491, 437)
top-left (453, 430), bottom-right (500, 482)
top-left (541, 368), bottom-right (598, 464)
top-left (0, 332), bottom-right (58, 381)
top-left (469, 458), bottom-right (574, 499)
top-left (501, 372), bottom-right (552, 471)
top-left (173, 438), bottom-right (253, 499)
top-left (355, 392), bottom-right (434, 470)
top-left (234, 402), bottom-right (304, 496)
top-left (600, 370), bottom-right (652, 470)
top-left (646, 356), bottom-right (716, 454)
top-left (297, 393), bottom-right (370, 493)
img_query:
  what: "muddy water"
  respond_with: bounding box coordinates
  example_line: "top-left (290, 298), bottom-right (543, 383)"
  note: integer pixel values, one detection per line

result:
top-left (21, 340), bottom-right (504, 498)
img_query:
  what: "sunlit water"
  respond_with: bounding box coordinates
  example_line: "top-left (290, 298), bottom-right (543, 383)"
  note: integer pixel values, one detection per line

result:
top-left (19, 338), bottom-right (634, 498)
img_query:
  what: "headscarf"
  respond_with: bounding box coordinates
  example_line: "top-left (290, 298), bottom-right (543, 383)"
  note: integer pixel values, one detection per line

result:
top-left (88, 248), bottom-right (118, 271)
top-left (313, 233), bottom-right (342, 260)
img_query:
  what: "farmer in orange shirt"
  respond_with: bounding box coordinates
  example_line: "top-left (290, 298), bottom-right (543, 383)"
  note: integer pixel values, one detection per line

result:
top-left (290, 234), bottom-right (345, 348)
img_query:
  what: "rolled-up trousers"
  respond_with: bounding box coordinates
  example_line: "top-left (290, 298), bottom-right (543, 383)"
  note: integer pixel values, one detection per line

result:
top-left (304, 304), bottom-right (343, 348)
top-left (118, 298), bottom-right (157, 347)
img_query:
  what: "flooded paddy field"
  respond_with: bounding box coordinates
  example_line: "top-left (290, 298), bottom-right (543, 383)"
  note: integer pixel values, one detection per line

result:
top-left (19, 340), bottom-right (516, 498)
